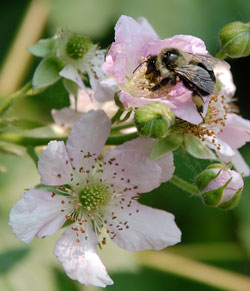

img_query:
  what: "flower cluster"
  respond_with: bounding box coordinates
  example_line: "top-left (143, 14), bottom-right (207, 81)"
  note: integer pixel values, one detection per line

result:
top-left (9, 15), bottom-right (250, 287)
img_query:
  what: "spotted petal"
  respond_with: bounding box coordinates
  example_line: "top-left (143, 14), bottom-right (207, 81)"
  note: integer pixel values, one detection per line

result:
top-left (9, 189), bottom-right (68, 243)
top-left (54, 222), bottom-right (113, 287)
top-left (103, 149), bottom-right (161, 195)
top-left (38, 141), bottom-right (72, 186)
top-left (104, 199), bottom-right (181, 251)
top-left (108, 137), bottom-right (175, 183)
top-left (66, 110), bottom-right (111, 172)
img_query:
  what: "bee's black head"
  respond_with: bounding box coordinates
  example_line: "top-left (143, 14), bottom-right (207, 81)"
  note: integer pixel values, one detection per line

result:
top-left (161, 49), bottom-right (180, 67)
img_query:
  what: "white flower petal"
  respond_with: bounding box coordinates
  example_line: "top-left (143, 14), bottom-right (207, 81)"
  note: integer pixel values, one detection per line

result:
top-left (54, 222), bottom-right (113, 287)
top-left (218, 149), bottom-right (250, 177)
top-left (9, 189), bottom-right (67, 243)
top-left (231, 150), bottom-right (250, 177)
top-left (38, 141), bottom-right (72, 186)
top-left (59, 65), bottom-right (85, 89)
top-left (105, 200), bottom-right (181, 251)
top-left (103, 149), bottom-right (161, 194)
top-left (52, 108), bottom-right (83, 129)
top-left (66, 110), bottom-right (111, 172)
top-left (109, 137), bottom-right (175, 183)
top-left (218, 114), bottom-right (250, 149)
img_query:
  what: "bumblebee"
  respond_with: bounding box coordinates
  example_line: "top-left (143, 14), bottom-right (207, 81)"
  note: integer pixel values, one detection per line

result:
top-left (141, 48), bottom-right (229, 115)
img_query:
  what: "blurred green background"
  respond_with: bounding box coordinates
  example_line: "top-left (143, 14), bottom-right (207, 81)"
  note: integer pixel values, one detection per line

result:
top-left (0, 0), bottom-right (250, 290)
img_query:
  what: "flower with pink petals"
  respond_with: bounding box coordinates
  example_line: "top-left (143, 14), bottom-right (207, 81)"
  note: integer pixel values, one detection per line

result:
top-left (9, 110), bottom-right (181, 287)
top-left (102, 15), bottom-right (222, 125)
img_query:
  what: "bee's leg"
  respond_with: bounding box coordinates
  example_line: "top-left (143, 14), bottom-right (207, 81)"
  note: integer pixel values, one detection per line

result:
top-left (152, 76), bottom-right (176, 91)
top-left (192, 93), bottom-right (205, 122)
top-left (160, 77), bottom-right (171, 86)
top-left (151, 84), bottom-right (161, 91)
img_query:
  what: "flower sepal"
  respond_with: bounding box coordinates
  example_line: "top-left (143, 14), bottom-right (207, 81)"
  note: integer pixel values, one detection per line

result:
top-left (32, 56), bottom-right (63, 89)
top-left (134, 102), bottom-right (175, 139)
top-left (183, 134), bottom-right (216, 160)
top-left (28, 38), bottom-right (58, 57)
top-left (195, 164), bottom-right (243, 210)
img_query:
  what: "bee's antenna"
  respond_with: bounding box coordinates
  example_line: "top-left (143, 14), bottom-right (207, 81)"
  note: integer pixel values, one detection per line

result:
top-left (133, 61), bottom-right (147, 74)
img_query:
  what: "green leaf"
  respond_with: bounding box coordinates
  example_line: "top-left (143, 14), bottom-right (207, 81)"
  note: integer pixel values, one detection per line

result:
top-left (183, 134), bottom-right (216, 160)
top-left (150, 133), bottom-right (183, 160)
top-left (32, 56), bottom-right (63, 89)
top-left (0, 247), bottom-right (30, 274)
top-left (28, 38), bottom-right (57, 57)
top-left (218, 21), bottom-right (250, 59)
top-left (53, 268), bottom-right (81, 291)
top-left (63, 78), bottom-right (78, 96)
top-left (8, 118), bottom-right (45, 130)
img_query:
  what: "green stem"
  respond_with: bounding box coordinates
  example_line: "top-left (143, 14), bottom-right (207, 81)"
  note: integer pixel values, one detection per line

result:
top-left (111, 122), bottom-right (135, 132)
top-left (169, 175), bottom-right (200, 196)
top-left (0, 81), bottom-right (32, 116)
top-left (107, 132), bottom-right (138, 144)
top-left (0, 131), bottom-right (139, 147)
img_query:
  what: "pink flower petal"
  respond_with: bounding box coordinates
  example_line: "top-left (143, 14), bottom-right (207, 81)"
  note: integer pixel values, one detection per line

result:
top-left (59, 65), bottom-right (85, 89)
top-left (136, 17), bottom-right (159, 39)
top-left (119, 91), bottom-right (175, 109)
top-left (145, 34), bottom-right (208, 56)
top-left (218, 114), bottom-right (250, 149)
top-left (66, 110), bottom-right (111, 172)
top-left (38, 141), bottom-right (72, 186)
top-left (105, 15), bottom-right (158, 83)
top-left (103, 149), bottom-right (161, 194)
top-left (54, 222), bottom-right (113, 287)
top-left (109, 137), bottom-right (175, 183)
top-left (105, 199), bottom-right (181, 251)
top-left (9, 189), bottom-right (68, 243)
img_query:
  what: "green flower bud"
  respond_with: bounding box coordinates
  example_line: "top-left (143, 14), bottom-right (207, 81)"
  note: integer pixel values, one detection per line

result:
top-left (195, 164), bottom-right (243, 210)
top-left (218, 21), bottom-right (250, 58)
top-left (134, 102), bottom-right (175, 139)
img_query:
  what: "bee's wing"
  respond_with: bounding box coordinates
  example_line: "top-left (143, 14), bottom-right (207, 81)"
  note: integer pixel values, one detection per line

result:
top-left (176, 65), bottom-right (215, 94)
top-left (186, 53), bottom-right (230, 71)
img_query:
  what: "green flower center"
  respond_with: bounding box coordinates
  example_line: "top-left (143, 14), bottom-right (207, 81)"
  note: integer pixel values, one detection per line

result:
top-left (78, 183), bottom-right (111, 211)
top-left (66, 35), bottom-right (92, 60)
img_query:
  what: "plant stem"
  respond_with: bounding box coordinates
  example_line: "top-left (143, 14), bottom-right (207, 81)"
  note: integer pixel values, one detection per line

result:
top-left (0, 131), bottom-right (139, 147)
top-left (111, 122), bottom-right (135, 132)
top-left (169, 175), bottom-right (200, 195)
top-left (137, 251), bottom-right (250, 291)
top-left (0, 81), bottom-right (32, 116)
top-left (107, 132), bottom-right (138, 144)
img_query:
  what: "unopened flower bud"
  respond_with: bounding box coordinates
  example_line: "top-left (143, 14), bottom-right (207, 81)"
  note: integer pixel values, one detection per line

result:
top-left (195, 164), bottom-right (243, 210)
top-left (134, 102), bottom-right (175, 139)
top-left (218, 21), bottom-right (250, 58)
